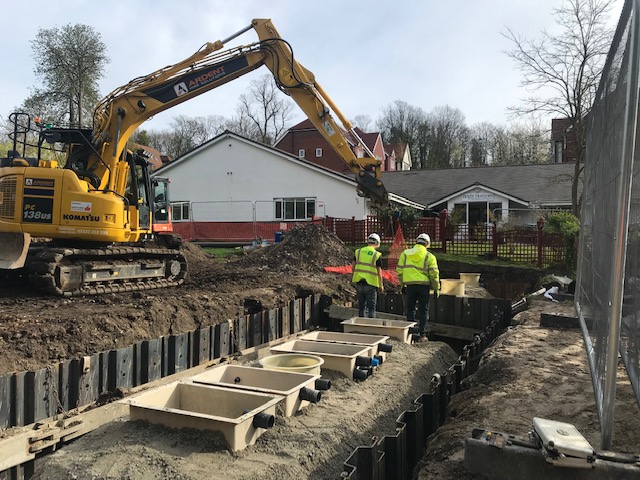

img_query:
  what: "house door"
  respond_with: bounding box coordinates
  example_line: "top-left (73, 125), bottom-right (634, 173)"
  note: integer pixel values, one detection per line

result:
top-left (468, 202), bottom-right (487, 242)
top-left (468, 202), bottom-right (486, 225)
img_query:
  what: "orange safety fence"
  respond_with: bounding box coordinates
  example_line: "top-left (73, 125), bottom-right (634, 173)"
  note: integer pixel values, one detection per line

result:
top-left (324, 265), bottom-right (399, 285)
top-left (388, 224), bottom-right (408, 270)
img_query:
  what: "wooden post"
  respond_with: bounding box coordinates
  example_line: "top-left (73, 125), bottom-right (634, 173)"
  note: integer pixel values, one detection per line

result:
top-left (492, 222), bottom-right (498, 257)
top-left (351, 216), bottom-right (356, 246)
top-left (537, 218), bottom-right (544, 268)
top-left (440, 209), bottom-right (448, 253)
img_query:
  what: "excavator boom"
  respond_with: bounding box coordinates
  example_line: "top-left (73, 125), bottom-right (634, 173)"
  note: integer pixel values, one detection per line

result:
top-left (92, 18), bottom-right (388, 208)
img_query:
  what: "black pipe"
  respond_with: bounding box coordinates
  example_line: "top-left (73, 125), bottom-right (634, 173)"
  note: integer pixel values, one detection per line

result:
top-left (409, 326), bottom-right (420, 335)
top-left (299, 387), bottom-right (321, 403)
top-left (353, 368), bottom-right (368, 381)
top-left (411, 334), bottom-right (421, 343)
top-left (253, 412), bottom-right (275, 429)
top-left (378, 343), bottom-right (393, 353)
top-left (374, 355), bottom-right (384, 365)
top-left (315, 378), bottom-right (332, 390)
top-left (355, 355), bottom-right (372, 367)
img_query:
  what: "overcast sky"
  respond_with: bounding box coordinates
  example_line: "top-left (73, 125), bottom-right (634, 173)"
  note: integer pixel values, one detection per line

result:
top-left (1, 0), bottom-right (625, 132)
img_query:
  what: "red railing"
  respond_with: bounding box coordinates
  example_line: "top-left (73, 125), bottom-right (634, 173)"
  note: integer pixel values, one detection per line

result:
top-left (173, 215), bottom-right (566, 268)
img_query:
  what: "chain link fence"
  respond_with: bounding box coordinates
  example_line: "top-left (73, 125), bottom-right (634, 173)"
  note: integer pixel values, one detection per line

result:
top-left (576, 0), bottom-right (640, 449)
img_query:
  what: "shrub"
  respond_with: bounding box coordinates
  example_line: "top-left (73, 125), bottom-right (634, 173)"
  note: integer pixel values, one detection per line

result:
top-left (543, 211), bottom-right (580, 274)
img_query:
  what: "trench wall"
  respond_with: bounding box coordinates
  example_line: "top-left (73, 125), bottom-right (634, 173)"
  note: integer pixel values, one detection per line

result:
top-left (341, 296), bottom-right (513, 479)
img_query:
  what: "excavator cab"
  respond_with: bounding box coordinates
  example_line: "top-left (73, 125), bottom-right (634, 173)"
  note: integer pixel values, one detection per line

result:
top-left (152, 177), bottom-right (171, 225)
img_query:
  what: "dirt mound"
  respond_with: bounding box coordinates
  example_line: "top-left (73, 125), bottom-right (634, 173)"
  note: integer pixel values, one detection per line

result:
top-left (236, 224), bottom-right (353, 273)
top-left (179, 240), bottom-right (217, 277)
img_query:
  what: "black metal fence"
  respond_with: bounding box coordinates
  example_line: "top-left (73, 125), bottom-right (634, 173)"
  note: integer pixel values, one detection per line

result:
top-left (341, 297), bottom-right (511, 479)
top-left (0, 295), bottom-right (322, 433)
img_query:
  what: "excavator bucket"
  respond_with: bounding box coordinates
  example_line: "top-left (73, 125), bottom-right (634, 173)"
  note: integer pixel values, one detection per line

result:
top-left (356, 172), bottom-right (389, 209)
top-left (0, 232), bottom-right (31, 269)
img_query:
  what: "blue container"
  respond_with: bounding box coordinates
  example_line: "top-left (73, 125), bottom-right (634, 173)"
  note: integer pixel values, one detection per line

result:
top-left (274, 231), bottom-right (283, 243)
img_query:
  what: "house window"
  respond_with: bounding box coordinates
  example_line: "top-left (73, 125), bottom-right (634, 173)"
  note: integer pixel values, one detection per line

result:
top-left (171, 202), bottom-right (190, 222)
top-left (315, 148), bottom-right (322, 157)
top-left (298, 149), bottom-right (305, 158)
top-left (274, 197), bottom-right (316, 220)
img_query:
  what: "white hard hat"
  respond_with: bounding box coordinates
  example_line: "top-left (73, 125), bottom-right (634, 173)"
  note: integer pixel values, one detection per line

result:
top-left (368, 233), bottom-right (381, 244)
top-left (416, 233), bottom-right (431, 245)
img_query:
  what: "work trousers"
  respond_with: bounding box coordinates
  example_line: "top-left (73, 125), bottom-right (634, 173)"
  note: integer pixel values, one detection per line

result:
top-left (355, 283), bottom-right (378, 318)
top-left (406, 284), bottom-right (431, 335)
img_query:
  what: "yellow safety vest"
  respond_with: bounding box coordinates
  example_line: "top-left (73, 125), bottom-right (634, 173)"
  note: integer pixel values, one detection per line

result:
top-left (396, 244), bottom-right (440, 290)
top-left (352, 246), bottom-right (381, 288)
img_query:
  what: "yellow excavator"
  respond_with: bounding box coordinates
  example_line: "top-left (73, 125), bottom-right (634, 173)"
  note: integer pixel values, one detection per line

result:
top-left (0, 18), bottom-right (388, 296)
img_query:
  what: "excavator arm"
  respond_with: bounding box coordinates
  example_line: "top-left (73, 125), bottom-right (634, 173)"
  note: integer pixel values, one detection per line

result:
top-left (250, 19), bottom-right (388, 208)
top-left (91, 18), bottom-right (388, 208)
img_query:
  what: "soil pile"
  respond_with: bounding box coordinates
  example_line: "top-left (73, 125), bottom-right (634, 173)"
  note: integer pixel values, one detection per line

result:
top-left (236, 224), bottom-right (354, 273)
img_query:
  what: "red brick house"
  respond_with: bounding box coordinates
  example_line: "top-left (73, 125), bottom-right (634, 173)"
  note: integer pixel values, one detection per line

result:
top-left (551, 118), bottom-right (578, 163)
top-left (274, 119), bottom-right (400, 173)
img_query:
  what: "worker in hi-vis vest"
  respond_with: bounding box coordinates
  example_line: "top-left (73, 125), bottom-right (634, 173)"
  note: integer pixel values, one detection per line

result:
top-left (352, 233), bottom-right (384, 318)
top-left (396, 233), bottom-right (440, 342)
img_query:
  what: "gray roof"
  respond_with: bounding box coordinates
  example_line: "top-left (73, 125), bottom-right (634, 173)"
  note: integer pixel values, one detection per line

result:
top-left (381, 163), bottom-right (577, 208)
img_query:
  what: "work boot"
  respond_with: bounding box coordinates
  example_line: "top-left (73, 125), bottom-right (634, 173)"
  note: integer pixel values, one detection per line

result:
top-left (418, 335), bottom-right (428, 343)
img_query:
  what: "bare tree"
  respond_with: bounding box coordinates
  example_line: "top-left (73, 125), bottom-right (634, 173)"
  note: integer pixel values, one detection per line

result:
top-left (504, 0), bottom-right (615, 215)
top-left (144, 115), bottom-right (229, 159)
top-left (351, 114), bottom-right (373, 132)
top-left (426, 105), bottom-right (468, 168)
top-left (376, 100), bottom-right (427, 166)
top-left (231, 74), bottom-right (294, 145)
top-left (27, 24), bottom-right (109, 127)
top-left (469, 122), bottom-right (498, 166)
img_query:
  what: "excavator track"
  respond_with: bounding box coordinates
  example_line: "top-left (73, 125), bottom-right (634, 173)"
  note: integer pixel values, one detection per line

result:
top-left (25, 246), bottom-right (188, 297)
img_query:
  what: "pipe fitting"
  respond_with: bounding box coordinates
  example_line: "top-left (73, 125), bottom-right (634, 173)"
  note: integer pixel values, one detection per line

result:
top-left (355, 355), bottom-right (372, 367)
top-left (299, 387), bottom-right (321, 403)
top-left (353, 367), bottom-right (368, 381)
top-left (378, 343), bottom-right (393, 353)
top-left (252, 412), bottom-right (275, 429)
top-left (374, 355), bottom-right (383, 365)
top-left (315, 378), bottom-right (332, 391)
top-left (371, 357), bottom-right (380, 367)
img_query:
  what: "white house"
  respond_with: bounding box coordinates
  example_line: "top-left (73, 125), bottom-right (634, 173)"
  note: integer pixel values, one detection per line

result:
top-left (152, 131), bottom-right (422, 241)
top-left (381, 163), bottom-right (577, 226)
